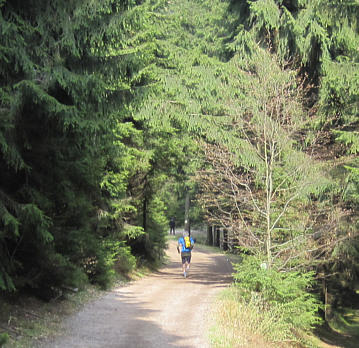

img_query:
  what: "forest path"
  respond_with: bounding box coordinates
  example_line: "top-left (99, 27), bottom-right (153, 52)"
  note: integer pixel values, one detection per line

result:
top-left (37, 238), bottom-right (233, 348)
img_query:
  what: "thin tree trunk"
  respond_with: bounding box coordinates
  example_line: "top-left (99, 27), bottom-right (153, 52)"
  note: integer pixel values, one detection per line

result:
top-left (223, 229), bottom-right (228, 251)
top-left (323, 278), bottom-right (328, 321)
top-left (184, 190), bottom-right (190, 235)
top-left (264, 122), bottom-right (273, 268)
top-left (143, 196), bottom-right (147, 232)
top-left (207, 225), bottom-right (213, 246)
top-left (214, 226), bottom-right (220, 247)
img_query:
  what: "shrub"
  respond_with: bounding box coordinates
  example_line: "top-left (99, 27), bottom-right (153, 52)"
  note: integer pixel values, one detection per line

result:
top-left (211, 287), bottom-right (292, 346)
top-left (114, 244), bottom-right (136, 274)
top-left (233, 255), bottom-right (322, 332)
top-left (100, 240), bottom-right (136, 279)
top-left (0, 333), bottom-right (9, 346)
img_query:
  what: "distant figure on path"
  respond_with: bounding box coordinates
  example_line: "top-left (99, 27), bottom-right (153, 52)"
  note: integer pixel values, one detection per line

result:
top-left (177, 231), bottom-right (194, 278)
top-left (169, 217), bottom-right (176, 235)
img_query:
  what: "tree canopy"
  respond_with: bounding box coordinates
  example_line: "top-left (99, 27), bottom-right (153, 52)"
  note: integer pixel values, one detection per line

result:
top-left (1, 1), bottom-right (359, 339)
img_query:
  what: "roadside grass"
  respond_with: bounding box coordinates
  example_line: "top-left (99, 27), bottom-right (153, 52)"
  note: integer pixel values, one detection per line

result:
top-left (166, 234), bottom-right (178, 242)
top-left (311, 307), bottom-right (359, 348)
top-left (165, 228), bottom-right (208, 245)
top-left (210, 285), bottom-right (359, 348)
top-left (210, 286), bottom-right (320, 348)
top-left (170, 231), bottom-right (359, 348)
top-left (329, 307), bottom-right (359, 338)
top-left (313, 285), bottom-right (359, 348)
top-left (190, 230), bottom-right (207, 244)
top-left (0, 284), bottom-right (104, 348)
top-left (0, 260), bottom-right (160, 348)
top-left (0, 232), bottom-right (221, 347)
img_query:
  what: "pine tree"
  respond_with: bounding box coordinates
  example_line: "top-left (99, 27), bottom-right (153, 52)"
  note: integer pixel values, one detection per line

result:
top-left (0, 0), bottom-right (155, 294)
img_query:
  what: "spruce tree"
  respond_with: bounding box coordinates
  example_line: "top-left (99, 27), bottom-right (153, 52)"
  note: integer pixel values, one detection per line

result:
top-left (0, 0), bottom-right (155, 294)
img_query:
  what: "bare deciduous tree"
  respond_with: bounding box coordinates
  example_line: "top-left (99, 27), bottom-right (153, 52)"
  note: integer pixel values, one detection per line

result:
top-left (196, 53), bottom-right (332, 269)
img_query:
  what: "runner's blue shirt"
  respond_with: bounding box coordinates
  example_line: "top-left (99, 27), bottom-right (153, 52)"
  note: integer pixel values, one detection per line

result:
top-left (178, 236), bottom-right (194, 252)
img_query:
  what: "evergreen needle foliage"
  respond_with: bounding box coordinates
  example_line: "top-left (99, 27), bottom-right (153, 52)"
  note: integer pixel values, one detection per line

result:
top-left (233, 256), bottom-right (322, 332)
top-left (0, 0), bottom-right (161, 295)
top-left (1, 0), bottom-right (359, 344)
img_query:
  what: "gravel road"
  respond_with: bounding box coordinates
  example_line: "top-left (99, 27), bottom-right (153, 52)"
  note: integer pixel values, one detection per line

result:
top-left (37, 238), bottom-right (233, 348)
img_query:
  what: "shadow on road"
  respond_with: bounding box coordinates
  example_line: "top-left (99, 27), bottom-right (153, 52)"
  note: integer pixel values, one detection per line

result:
top-left (34, 241), bottom-right (231, 348)
top-left (36, 290), bottom-right (194, 348)
top-left (153, 247), bottom-right (233, 287)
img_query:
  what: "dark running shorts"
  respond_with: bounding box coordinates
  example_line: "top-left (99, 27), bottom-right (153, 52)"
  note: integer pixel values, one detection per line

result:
top-left (181, 253), bottom-right (191, 264)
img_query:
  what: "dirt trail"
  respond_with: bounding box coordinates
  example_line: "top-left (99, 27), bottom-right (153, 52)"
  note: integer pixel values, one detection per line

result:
top-left (36, 239), bottom-right (233, 348)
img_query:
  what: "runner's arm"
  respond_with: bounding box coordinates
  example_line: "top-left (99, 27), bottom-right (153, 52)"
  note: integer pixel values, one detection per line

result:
top-left (177, 238), bottom-right (182, 253)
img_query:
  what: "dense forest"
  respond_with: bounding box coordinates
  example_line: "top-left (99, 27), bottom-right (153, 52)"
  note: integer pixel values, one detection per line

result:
top-left (1, 0), bottom-right (359, 345)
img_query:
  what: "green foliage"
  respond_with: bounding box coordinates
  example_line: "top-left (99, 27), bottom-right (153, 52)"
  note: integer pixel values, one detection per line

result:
top-left (113, 242), bottom-right (137, 274)
top-left (40, 252), bottom-right (88, 291)
top-left (140, 0), bottom-right (238, 130)
top-left (0, 332), bottom-right (9, 346)
top-left (344, 161), bottom-right (359, 204)
top-left (195, 49), bottom-right (330, 270)
top-left (93, 240), bottom-right (136, 287)
top-left (0, 2), bottom-right (357, 338)
top-left (330, 237), bottom-right (359, 290)
top-left (0, 272), bottom-right (15, 292)
top-left (212, 0), bottom-right (359, 314)
top-left (335, 130), bottom-right (359, 155)
top-left (229, 0), bottom-right (359, 137)
top-left (211, 286), bottom-right (311, 345)
top-left (0, 0), bottom-right (158, 295)
top-left (233, 255), bottom-right (322, 331)
top-left (144, 195), bottom-right (168, 260)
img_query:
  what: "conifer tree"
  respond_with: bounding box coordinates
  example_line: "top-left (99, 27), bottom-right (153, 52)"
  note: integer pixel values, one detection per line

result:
top-left (227, 0), bottom-right (359, 306)
top-left (0, 0), bottom-right (155, 293)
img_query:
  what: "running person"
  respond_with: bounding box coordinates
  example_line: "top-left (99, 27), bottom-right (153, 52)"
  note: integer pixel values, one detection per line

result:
top-left (177, 231), bottom-right (194, 278)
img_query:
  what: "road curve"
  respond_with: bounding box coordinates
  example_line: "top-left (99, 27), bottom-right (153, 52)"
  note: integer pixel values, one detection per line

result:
top-left (36, 239), bottom-right (233, 348)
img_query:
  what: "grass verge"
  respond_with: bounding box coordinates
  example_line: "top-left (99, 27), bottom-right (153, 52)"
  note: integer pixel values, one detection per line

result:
top-left (311, 307), bottom-right (359, 348)
top-left (0, 284), bottom-right (104, 348)
top-left (0, 261), bottom-right (159, 348)
top-left (210, 286), bottom-right (359, 348)
top-left (329, 307), bottom-right (359, 338)
top-left (209, 286), bottom-right (320, 348)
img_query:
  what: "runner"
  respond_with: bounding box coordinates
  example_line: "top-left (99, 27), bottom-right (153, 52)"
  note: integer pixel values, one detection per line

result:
top-left (177, 231), bottom-right (195, 278)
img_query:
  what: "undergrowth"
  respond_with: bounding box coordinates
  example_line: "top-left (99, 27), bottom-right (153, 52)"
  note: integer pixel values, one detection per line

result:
top-left (0, 284), bottom-right (104, 348)
top-left (0, 259), bottom-right (159, 348)
top-left (210, 286), bottom-right (303, 348)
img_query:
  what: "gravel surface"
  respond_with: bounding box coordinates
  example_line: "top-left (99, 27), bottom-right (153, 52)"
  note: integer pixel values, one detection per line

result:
top-left (36, 238), bottom-right (233, 348)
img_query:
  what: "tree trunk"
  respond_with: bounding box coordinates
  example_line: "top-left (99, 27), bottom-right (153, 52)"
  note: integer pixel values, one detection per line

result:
top-left (223, 229), bottom-right (228, 251)
top-left (184, 190), bottom-right (190, 235)
top-left (264, 130), bottom-right (274, 268)
top-left (143, 196), bottom-right (147, 232)
top-left (323, 278), bottom-right (328, 321)
top-left (214, 226), bottom-right (220, 247)
top-left (207, 225), bottom-right (213, 246)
